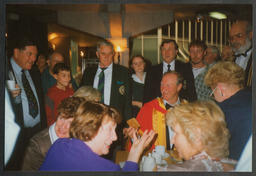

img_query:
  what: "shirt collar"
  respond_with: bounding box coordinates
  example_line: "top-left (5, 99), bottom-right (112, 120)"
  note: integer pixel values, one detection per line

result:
top-left (11, 57), bottom-right (23, 74)
top-left (97, 63), bottom-right (113, 71)
top-left (163, 97), bottom-right (180, 107)
top-left (49, 122), bottom-right (59, 144)
top-left (163, 60), bottom-right (175, 70)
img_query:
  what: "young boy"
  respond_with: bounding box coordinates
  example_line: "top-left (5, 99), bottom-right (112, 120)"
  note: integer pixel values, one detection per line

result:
top-left (45, 63), bottom-right (74, 126)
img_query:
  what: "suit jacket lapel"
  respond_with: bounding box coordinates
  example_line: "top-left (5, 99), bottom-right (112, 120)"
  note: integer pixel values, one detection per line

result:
top-left (245, 54), bottom-right (252, 87)
top-left (110, 64), bottom-right (117, 105)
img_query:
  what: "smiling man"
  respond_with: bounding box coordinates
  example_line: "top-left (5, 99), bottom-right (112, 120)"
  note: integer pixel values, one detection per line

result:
top-left (125, 71), bottom-right (183, 151)
top-left (229, 20), bottom-right (252, 87)
top-left (22, 96), bottom-right (85, 170)
top-left (6, 37), bottom-right (46, 170)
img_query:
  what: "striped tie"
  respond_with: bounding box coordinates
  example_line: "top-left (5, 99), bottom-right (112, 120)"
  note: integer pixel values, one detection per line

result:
top-left (22, 70), bottom-right (38, 118)
top-left (98, 67), bottom-right (106, 103)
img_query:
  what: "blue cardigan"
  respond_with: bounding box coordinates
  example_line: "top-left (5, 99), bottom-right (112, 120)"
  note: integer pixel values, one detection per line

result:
top-left (217, 88), bottom-right (252, 160)
top-left (40, 138), bottom-right (138, 171)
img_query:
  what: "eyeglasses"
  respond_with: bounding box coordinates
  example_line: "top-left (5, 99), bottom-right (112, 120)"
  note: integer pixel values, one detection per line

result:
top-left (209, 87), bottom-right (217, 97)
top-left (210, 86), bottom-right (223, 97)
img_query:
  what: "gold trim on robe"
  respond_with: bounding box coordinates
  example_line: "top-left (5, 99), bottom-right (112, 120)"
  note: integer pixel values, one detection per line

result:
top-left (152, 98), bottom-right (167, 148)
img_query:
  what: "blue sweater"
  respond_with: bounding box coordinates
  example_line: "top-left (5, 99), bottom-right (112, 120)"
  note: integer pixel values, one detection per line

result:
top-left (40, 138), bottom-right (138, 171)
top-left (217, 88), bottom-right (252, 160)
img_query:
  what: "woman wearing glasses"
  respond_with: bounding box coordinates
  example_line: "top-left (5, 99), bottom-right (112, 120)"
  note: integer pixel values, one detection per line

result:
top-left (204, 61), bottom-right (252, 161)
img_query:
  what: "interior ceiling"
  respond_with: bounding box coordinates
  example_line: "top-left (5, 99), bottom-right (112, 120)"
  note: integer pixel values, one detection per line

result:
top-left (6, 4), bottom-right (252, 47)
top-left (22, 4), bottom-right (251, 19)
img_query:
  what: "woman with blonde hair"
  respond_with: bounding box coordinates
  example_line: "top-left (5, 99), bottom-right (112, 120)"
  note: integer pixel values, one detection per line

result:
top-left (40, 101), bottom-right (155, 171)
top-left (204, 61), bottom-right (252, 160)
top-left (159, 100), bottom-right (235, 171)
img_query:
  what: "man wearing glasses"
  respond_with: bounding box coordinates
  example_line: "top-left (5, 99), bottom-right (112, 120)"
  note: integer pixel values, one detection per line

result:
top-left (229, 20), bottom-right (252, 87)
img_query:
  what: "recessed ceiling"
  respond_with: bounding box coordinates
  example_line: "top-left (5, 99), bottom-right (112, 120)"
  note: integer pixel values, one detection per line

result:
top-left (7, 4), bottom-right (252, 20)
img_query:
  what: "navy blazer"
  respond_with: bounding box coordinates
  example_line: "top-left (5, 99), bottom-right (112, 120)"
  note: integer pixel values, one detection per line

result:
top-left (143, 60), bottom-right (197, 103)
top-left (217, 88), bottom-right (252, 160)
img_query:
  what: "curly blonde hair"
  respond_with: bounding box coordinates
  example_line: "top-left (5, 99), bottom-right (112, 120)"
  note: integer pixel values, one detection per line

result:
top-left (69, 101), bottom-right (121, 141)
top-left (166, 100), bottom-right (230, 159)
top-left (204, 61), bottom-right (245, 88)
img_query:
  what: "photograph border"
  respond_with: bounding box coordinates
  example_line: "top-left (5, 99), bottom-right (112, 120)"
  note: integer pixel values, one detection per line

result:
top-left (0, 0), bottom-right (255, 176)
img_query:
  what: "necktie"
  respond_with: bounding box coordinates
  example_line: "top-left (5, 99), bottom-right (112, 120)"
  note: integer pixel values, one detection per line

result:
top-left (234, 47), bottom-right (252, 58)
top-left (21, 70), bottom-right (38, 118)
top-left (167, 64), bottom-right (171, 72)
top-left (98, 67), bottom-right (106, 103)
top-left (165, 103), bottom-right (173, 150)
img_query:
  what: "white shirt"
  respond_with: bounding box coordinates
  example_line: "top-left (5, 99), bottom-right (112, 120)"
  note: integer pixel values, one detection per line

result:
top-left (132, 72), bottom-right (146, 84)
top-left (49, 122), bottom-right (59, 144)
top-left (163, 60), bottom-right (175, 74)
top-left (192, 66), bottom-right (206, 78)
top-left (163, 98), bottom-right (180, 149)
top-left (235, 49), bottom-right (252, 70)
top-left (10, 58), bottom-right (40, 127)
top-left (93, 63), bottom-right (113, 105)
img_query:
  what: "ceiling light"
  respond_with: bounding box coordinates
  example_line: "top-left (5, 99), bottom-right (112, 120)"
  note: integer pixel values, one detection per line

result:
top-left (209, 11), bottom-right (227, 19)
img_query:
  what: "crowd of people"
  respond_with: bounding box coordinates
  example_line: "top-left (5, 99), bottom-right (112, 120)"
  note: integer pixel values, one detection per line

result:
top-left (4, 20), bottom-right (252, 172)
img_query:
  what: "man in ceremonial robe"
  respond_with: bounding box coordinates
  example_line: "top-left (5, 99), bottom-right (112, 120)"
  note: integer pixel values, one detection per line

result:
top-left (125, 71), bottom-right (183, 150)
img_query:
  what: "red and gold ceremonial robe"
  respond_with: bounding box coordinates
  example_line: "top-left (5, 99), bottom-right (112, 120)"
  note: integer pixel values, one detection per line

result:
top-left (136, 97), bottom-right (168, 150)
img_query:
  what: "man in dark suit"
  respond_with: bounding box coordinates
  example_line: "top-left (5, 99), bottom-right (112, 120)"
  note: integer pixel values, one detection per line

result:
top-left (229, 20), bottom-right (252, 87)
top-left (6, 37), bottom-right (46, 170)
top-left (80, 40), bottom-right (132, 160)
top-left (143, 39), bottom-right (197, 103)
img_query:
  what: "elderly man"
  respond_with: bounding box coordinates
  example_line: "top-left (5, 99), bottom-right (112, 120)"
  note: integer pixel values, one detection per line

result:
top-left (21, 96), bottom-right (85, 170)
top-left (229, 20), bottom-right (252, 87)
top-left (204, 46), bottom-right (221, 66)
top-left (143, 39), bottom-right (196, 104)
top-left (125, 71), bottom-right (183, 150)
top-left (80, 40), bottom-right (132, 160)
top-left (189, 40), bottom-right (212, 100)
top-left (41, 51), bottom-right (78, 94)
top-left (6, 37), bottom-right (46, 170)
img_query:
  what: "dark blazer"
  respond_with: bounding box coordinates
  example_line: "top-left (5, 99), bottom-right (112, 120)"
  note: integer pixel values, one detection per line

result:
top-left (22, 128), bottom-right (51, 170)
top-left (80, 63), bottom-right (132, 122)
top-left (6, 61), bottom-right (46, 129)
top-left (244, 55), bottom-right (252, 87)
top-left (235, 50), bottom-right (252, 88)
top-left (217, 88), bottom-right (252, 160)
top-left (143, 60), bottom-right (197, 103)
top-left (5, 60), bottom-right (46, 169)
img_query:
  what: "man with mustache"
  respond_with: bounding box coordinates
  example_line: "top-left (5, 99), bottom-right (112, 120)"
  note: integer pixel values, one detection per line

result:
top-left (229, 20), bottom-right (252, 87)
